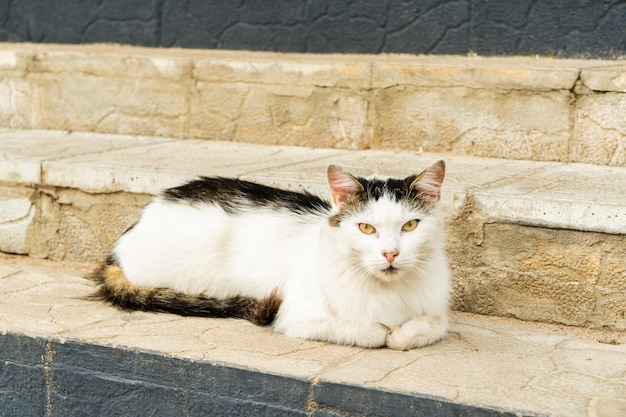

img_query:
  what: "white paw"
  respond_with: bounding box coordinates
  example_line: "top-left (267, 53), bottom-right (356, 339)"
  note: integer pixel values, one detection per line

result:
top-left (352, 322), bottom-right (389, 348)
top-left (385, 315), bottom-right (447, 350)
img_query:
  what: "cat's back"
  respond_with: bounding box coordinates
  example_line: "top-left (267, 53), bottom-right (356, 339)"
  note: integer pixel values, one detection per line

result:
top-left (162, 176), bottom-right (331, 216)
top-left (112, 176), bottom-right (331, 295)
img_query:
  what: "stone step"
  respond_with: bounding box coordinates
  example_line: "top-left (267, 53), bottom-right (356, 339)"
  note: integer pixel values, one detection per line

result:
top-left (1, 253), bottom-right (625, 417)
top-left (0, 129), bottom-right (624, 332)
top-left (0, 43), bottom-right (625, 166)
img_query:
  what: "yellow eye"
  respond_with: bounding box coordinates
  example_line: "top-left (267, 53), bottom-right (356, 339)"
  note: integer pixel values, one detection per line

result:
top-left (358, 223), bottom-right (376, 234)
top-left (402, 219), bottom-right (419, 232)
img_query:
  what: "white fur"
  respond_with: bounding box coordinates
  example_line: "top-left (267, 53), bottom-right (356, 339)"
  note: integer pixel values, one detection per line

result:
top-left (114, 189), bottom-right (451, 350)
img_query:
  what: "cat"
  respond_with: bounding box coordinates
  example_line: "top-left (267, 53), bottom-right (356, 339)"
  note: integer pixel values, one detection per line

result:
top-left (90, 161), bottom-right (450, 350)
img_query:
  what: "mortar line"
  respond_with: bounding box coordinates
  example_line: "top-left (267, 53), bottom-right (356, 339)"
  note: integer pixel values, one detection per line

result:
top-left (43, 340), bottom-right (55, 417)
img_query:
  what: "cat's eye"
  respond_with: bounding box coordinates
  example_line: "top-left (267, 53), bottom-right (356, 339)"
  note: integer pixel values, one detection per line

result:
top-left (402, 219), bottom-right (419, 232)
top-left (358, 223), bottom-right (376, 234)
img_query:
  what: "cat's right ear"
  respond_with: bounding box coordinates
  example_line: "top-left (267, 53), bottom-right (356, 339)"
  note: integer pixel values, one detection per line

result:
top-left (327, 165), bottom-right (364, 206)
top-left (408, 160), bottom-right (446, 205)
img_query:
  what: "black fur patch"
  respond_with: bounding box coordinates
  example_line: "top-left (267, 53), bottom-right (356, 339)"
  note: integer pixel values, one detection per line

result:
top-left (88, 263), bottom-right (282, 326)
top-left (329, 175), bottom-right (429, 227)
top-left (361, 177), bottom-right (413, 202)
top-left (163, 177), bottom-right (331, 215)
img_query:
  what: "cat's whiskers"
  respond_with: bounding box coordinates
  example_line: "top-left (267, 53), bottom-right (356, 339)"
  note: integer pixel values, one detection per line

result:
top-left (407, 258), bottom-right (430, 275)
top-left (344, 262), bottom-right (373, 289)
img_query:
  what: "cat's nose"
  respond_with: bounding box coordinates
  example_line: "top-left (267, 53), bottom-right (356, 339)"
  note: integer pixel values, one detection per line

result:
top-left (382, 249), bottom-right (399, 263)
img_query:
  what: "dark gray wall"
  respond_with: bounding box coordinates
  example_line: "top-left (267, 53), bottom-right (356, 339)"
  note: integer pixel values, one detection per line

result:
top-left (0, 0), bottom-right (625, 58)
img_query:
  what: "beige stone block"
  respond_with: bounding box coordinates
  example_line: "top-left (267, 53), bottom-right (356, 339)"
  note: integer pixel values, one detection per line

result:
top-left (573, 93), bottom-right (626, 166)
top-left (471, 162), bottom-right (626, 235)
top-left (581, 64), bottom-right (626, 92)
top-left (372, 55), bottom-right (587, 90)
top-left (594, 246), bottom-right (626, 330)
top-left (450, 223), bottom-right (626, 330)
top-left (482, 225), bottom-right (605, 284)
top-left (30, 48), bottom-right (193, 81)
top-left (452, 266), bottom-right (598, 327)
top-left (369, 86), bottom-right (571, 161)
top-left (187, 82), bottom-right (248, 141)
top-left (190, 83), bottom-right (370, 149)
top-left (0, 186), bottom-right (35, 254)
top-left (26, 188), bottom-right (149, 262)
top-left (30, 73), bottom-right (188, 137)
top-left (193, 53), bottom-right (372, 89)
top-left (0, 78), bottom-right (34, 129)
top-left (602, 250), bottom-right (626, 291)
top-left (0, 49), bottom-right (31, 72)
top-left (593, 295), bottom-right (626, 331)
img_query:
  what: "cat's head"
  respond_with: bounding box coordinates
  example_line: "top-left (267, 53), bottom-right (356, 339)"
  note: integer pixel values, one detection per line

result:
top-left (326, 161), bottom-right (446, 283)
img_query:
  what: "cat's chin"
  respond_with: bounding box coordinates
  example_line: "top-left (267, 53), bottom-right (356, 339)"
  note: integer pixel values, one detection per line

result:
top-left (372, 266), bottom-right (404, 283)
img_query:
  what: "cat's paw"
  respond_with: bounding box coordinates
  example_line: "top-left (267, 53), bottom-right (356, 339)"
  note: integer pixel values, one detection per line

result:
top-left (352, 322), bottom-right (389, 348)
top-left (385, 315), bottom-right (447, 351)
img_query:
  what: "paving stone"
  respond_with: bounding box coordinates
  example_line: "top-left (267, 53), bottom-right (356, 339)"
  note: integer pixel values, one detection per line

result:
top-left (471, 162), bottom-right (626, 233)
top-left (41, 136), bottom-right (339, 194)
top-left (0, 129), bottom-right (164, 183)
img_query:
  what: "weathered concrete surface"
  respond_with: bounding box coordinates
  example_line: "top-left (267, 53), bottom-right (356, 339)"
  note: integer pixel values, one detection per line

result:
top-left (0, 129), bottom-right (624, 331)
top-left (1, 43), bottom-right (626, 165)
top-left (1, 253), bottom-right (625, 417)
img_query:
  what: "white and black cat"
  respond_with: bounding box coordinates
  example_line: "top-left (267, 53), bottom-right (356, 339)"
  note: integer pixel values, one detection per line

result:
top-left (90, 161), bottom-right (450, 350)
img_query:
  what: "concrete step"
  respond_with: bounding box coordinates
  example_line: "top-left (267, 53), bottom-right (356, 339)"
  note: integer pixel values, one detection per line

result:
top-left (1, 253), bottom-right (625, 417)
top-left (0, 43), bottom-right (625, 167)
top-left (0, 129), bottom-right (624, 333)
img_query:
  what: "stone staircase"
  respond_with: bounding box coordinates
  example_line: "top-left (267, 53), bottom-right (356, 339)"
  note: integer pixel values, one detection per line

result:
top-left (0, 43), bottom-right (625, 417)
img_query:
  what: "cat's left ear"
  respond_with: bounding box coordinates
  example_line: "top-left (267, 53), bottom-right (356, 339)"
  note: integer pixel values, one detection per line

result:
top-left (327, 165), bottom-right (364, 206)
top-left (408, 160), bottom-right (446, 205)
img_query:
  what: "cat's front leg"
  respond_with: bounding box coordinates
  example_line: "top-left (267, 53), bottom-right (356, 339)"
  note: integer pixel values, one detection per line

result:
top-left (279, 317), bottom-right (389, 348)
top-left (385, 314), bottom-right (448, 350)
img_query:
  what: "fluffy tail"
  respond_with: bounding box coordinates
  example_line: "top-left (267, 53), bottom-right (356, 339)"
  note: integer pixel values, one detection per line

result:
top-left (88, 257), bottom-right (282, 326)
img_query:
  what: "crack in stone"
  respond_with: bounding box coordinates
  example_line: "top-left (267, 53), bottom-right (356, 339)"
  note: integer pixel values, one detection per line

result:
top-left (0, 269), bottom-right (23, 282)
top-left (0, 201), bottom-right (34, 227)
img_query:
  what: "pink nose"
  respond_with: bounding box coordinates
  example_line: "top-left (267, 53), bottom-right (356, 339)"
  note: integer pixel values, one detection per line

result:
top-left (382, 250), bottom-right (399, 263)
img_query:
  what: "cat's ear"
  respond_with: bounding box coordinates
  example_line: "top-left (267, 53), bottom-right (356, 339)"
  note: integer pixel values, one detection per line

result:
top-left (327, 165), bottom-right (364, 206)
top-left (408, 160), bottom-right (445, 205)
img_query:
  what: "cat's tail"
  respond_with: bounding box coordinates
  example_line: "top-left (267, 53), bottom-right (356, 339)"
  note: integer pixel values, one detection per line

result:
top-left (87, 258), bottom-right (282, 326)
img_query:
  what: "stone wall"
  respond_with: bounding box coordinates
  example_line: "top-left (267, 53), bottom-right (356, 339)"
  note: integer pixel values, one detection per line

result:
top-left (1, 0), bottom-right (626, 59)
top-left (1, 43), bottom-right (625, 167)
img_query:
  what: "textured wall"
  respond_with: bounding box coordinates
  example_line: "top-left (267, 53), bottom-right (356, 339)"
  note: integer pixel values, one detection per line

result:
top-left (1, 0), bottom-right (625, 58)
